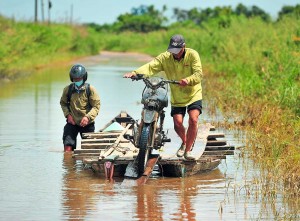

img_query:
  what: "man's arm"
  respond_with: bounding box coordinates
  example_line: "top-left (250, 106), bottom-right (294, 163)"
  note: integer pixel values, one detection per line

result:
top-left (60, 87), bottom-right (71, 118)
top-left (85, 86), bottom-right (100, 122)
top-left (124, 54), bottom-right (164, 78)
top-left (60, 87), bottom-right (76, 125)
top-left (184, 51), bottom-right (203, 85)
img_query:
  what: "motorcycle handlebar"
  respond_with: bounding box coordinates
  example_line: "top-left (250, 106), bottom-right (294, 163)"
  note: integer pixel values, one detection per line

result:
top-left (166, 80), bottom-right (180, 85)
top-left (130, 74), bottom-right (144, 81)
top-left (129, 74), bottom-right (180, 85)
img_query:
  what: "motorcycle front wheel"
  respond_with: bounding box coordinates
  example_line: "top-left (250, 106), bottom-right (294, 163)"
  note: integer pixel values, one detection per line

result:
top-left (137, 124), bottom-right (152, 176)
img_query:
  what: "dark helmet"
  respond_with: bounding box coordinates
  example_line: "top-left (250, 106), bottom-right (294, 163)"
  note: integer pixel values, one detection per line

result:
top-left (69, 64), bottom-right (88, 82)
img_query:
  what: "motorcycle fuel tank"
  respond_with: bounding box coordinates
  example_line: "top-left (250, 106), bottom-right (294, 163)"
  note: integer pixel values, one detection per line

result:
top-left (141, 87), bottom-right (168, 108)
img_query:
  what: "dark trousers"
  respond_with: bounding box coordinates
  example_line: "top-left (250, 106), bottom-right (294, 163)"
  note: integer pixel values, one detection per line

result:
top-left (63, 122), bottom-right (95, 150)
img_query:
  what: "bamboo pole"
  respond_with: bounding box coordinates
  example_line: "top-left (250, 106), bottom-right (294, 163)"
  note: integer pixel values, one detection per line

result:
top-left (99, 124), bottom-right (132, 160)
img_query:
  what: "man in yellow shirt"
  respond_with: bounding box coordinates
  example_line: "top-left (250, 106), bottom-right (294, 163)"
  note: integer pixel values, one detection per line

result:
top-left (124, 34), bottom-right (203, 160)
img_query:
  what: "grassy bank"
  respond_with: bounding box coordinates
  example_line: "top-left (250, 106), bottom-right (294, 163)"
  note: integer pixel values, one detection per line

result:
top-left (0, 16), bottom-right (101, 79)
top-left (1, 15), bottom-right (299, 193)
top-left (200, 17), bottom-right (300, 194)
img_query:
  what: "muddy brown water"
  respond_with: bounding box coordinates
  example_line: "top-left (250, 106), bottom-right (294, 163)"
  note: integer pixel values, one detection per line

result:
top-left (0, 52), bottom-right (298, 220)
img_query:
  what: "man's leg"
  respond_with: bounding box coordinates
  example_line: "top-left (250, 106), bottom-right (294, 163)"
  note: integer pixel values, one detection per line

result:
top-left (63, 123), bottom-right (79, 152)
top-left (64, 146), bottom-right (72, 152)
top-left (173, 114), bottom-right (186, 145)
top-left (185, 109), bottom-right (200, 152)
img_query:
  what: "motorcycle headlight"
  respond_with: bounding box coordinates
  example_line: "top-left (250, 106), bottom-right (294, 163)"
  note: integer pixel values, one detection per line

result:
top-left (149, 77), bottom-right (161, 87)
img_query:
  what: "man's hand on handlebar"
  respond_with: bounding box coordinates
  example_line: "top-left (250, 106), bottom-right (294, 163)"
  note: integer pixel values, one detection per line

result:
top-left (123, 73), bottom-right (136, 78)
top-left (123, 72), bottom-right (186, 85)
top-left (179, 79), bottom-right (189, 86)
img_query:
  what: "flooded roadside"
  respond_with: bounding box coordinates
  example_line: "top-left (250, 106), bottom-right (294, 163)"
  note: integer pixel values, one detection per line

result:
top-left (0, 52), bottom-right (299, 220)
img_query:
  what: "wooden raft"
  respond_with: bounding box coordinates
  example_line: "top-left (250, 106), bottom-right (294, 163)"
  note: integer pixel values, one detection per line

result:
top-left (72, 111), bottom-right (235, 178)
top-left (73, 125), bottom-right (234, 178)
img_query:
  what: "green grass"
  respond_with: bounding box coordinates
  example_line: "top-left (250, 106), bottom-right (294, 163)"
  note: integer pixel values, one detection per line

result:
top-left (0, 16), bottom-right (101, 79)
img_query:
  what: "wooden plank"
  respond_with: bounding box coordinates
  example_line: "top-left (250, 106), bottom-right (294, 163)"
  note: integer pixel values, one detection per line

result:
top-left (75, 146), bottom-right (133, 159)
top-left (81, 140), bottom-right (130, 149)
top-left (100, 156), bottom-right (136, 162)
top-left (103, 155), bottom-right (119, 162)
top-left (82, 132), bottom-right (121, 139)
top-left (206, 140), bottom-right (227, 146)
top-left (158, 157), bottom-right (222, 177)
top-left (82, 156), bottom-right (136, 165)
top-left (160, 123), bottom-right (211, 160)
top-left (73, 153), bottom-right (101, 158)
top-left (74, 149), bottom-right (101, 154)
top-left (207, 133), bottom-right (225, 140)
top-left (203, 150), bottom-right (234, 155)
top-left (209, 125), bottom-right (215, 131)
top-left (100, 111), bottom-right (135, 132)
top-left (118, 112), bottom-right (132, 127)
top-left (190, 123), bottom-right (211, 160)
top-left (115, 116), bottom-right (133, 123)
top-left (205, 145), bottom-right (235, 151)
top-left (81, 143), bottom-right (114, 149)
top-left (201, 155), bottom-right (226, 159)
top-left (81, 138), bottom-right (117, 143)
top-left (99, 124), bottom-right (132, 160)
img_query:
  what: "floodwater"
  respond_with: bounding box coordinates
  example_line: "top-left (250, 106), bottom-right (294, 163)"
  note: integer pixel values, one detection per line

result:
top-left (0, 52), bottom-right (299, 221)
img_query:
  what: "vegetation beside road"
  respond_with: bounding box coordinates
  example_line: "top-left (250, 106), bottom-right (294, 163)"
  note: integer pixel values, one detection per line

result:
top-left (1, 4), bottom-right (299, 194)
top-left (0, 16), bottom-right (101, 79)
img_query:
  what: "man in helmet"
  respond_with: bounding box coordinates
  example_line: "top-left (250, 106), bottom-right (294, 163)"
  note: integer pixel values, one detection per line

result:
top-left (60, 64), bottom-right (100, 152)
top-left (123, 34), bottom-right (202, 160)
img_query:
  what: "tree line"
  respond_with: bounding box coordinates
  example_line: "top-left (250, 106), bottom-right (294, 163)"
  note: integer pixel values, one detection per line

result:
top-left (87, 3), bottom-right (300, 32)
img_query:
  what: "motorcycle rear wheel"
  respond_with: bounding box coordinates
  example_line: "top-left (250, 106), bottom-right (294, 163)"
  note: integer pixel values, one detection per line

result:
top-left (137, 124), bottom-right (152, 176)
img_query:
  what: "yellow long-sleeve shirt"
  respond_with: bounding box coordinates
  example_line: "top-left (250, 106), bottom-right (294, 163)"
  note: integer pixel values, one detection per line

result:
top-left (133, 48), bottom-right (203, 107)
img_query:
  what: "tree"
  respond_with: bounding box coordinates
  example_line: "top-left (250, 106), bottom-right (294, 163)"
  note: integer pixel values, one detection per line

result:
top-left (172, 4), bottom-right (270, 27)
top-left (172, 6), bottom-right (234, 27)
top-left (235, 3), bottom-right (248, 16)
top-left (113, 5), bottom-right (167, 32)
top-left (278, 4), bottom-right (300, 20)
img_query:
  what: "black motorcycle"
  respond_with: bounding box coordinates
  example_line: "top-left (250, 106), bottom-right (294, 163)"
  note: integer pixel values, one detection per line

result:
top-left (125, 74), bottom-right (179, 176)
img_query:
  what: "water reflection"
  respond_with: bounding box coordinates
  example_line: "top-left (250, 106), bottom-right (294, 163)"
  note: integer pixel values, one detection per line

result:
top-left (62, 153), bottom-right (88, 220)
top-left (131, 169), bottom-right (225, 221)
top-left (134, 183), bottom-right (164, 221)
top-left (61, 153), bottom-right (107, 220)
top-left (60, 150), bottom-right (226, 221)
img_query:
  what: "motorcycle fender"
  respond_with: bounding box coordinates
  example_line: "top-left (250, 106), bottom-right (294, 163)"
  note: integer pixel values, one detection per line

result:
top-left (142, 110), bottom-right (158, 124)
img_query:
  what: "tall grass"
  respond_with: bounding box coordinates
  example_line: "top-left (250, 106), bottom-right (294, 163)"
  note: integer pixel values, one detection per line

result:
top-left (198, 17), bottom-right (300, 194)
top-left (0, 16), bottom-right (101, 79)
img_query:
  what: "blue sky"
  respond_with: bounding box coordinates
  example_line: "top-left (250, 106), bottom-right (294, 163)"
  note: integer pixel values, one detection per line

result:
top-left (0, 0), bottom-right (299, 24)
